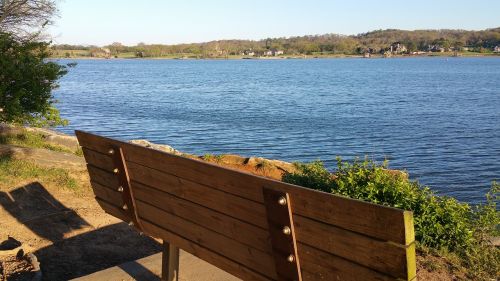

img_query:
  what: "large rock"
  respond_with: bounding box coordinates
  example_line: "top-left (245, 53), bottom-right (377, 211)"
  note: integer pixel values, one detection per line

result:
top-left (245, 157), bottom-right (296, 173)
top-left (128, 139), bottom-right (181, 155)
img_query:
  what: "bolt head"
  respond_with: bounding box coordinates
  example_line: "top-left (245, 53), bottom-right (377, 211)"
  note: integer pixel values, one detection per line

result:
top-left (113, 168), bottom-right (119, 174)
top-left (108, 148), bottom-right (115, 155)
top-left (282, 226), bottom-right (291, 235)
top-left (117, 186), bottom-right (124, 192)
top-left (122, 204), bottom-right (128, 210)
top-left (128, 221), bottom-right (134, 226)
top-left (278, 196), bottom-right (287, 206)
top-left (287, 254), bottom-right (295, 263)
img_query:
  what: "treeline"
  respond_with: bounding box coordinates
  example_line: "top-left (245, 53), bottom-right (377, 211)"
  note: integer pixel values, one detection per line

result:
top-left (52, 28), bottom-right (500, 57)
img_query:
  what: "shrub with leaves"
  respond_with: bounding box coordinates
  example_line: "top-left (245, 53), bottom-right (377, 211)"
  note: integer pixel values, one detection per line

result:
top-left (283, 158), bottom-right (499, 279)
top-left (0, 31), bottom-right (71, 127)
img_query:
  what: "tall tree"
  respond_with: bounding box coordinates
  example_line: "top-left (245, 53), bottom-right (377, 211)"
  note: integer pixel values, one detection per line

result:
top-left (0, 32), bottom-right (69, 126)
top-left (0, 0), bottom-right (56, 39)
top-left (0, 0), bottom-right (70, 127)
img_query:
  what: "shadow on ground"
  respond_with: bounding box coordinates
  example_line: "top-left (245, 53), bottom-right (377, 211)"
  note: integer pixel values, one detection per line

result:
top-left (0, 182), bottom-right (161, 281)
top-left (35, 223), bottom-right (161, 280)
top-left (0, 182), bottom-right (89, 242)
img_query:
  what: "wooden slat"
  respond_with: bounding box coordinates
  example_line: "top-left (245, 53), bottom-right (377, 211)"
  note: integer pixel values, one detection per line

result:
top-left (127, 161), bottom-right (268, 229)
top-left (132, 181), bottom-right (272, 253)
top-left (87, 164), bottom-right (119, 189)
top-left (75, 130), bottom-right (412, 245)
top-left (135, 200), bottom-right (278, 279)
top-left (82, 147), bottom-right (114, 171)
top-left (293, 215), bottom-right (409, 278)
top-left (140, 219), bottom-right (272, 281)
top-left (91, 181), bottom-right (123, 207)
top-left (95, 197), bottom-right (130, 222)
top-left (298, 243), bottom-right (394, 281)
top-left (262, 189), bottom-right (302, 281)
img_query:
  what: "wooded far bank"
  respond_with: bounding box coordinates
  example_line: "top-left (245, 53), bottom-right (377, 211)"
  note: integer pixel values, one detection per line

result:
top-left (51, 27), bottom-right (500, 58)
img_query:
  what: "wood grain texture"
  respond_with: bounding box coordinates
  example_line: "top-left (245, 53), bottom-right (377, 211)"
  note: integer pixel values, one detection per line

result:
top-left (140, 219), bottom-right (272, 281)
top-left (293, 215), bottom-right (409, 278)
top-left (76, 130), bottom-right (410, 244)
top-left (91, 181), bottom-right (123, 207)
top-left (76, 130), bottom-right (417, 280)
top-left (132, 181), bottom-right (272, 253)
top-left (136, 200), bottom-right (278, 279)
top-left (262, 189), bottom-right (302, 281)
top-left (95, 197), bottom-right (130, 222)
top-left (298, 243), bottom-right (394, 281)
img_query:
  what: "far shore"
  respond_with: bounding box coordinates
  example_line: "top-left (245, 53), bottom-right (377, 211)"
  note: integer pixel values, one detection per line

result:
top-left (50, 52), bottom-right (500, 60)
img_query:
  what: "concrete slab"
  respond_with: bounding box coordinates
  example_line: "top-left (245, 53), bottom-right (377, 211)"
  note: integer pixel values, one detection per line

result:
top-left (71, 250), bottom-right (240, 281)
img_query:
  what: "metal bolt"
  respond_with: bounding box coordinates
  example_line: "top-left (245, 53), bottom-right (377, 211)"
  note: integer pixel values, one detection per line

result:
top-left (122, 204), bottom-right (128, 210)
top-left (113, 168), bottom-right (119, 174)
top-left (108, 148), bottom-right (115, 155)
top-left (117, 186), bottom-right (124, 192)
top-left (282, 226), bottom-right (291, 235)
top-left (278, 196), bottom-right (287, 206)
top-left (128, 221), bottom-right (134, 226)
top-left (287, 254), bottom-right (295, 263)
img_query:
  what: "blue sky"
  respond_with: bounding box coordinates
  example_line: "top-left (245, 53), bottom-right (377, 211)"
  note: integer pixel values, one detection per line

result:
top-left (50, 0), bottom-right (500, 46)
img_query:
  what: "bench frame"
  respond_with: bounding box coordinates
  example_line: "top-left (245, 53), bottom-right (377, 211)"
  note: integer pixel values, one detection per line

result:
top-left (77, 131), bottom-right (416, 281)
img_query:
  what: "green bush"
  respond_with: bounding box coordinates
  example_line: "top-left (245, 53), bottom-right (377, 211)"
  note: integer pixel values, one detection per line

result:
top-left (0, 32), bottom-right (71, 127)
top-left (283, 157), bottom-right (499, 278)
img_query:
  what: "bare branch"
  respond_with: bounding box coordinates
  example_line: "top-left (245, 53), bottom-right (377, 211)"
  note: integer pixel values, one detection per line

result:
top-left (0, 0), bottom-right (57, 39)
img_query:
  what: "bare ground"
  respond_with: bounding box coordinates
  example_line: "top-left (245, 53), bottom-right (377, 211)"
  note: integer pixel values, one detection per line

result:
top-left (0, 176), bottom-right (162, 280)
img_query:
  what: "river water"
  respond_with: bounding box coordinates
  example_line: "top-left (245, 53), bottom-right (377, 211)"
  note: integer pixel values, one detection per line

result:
top-left (54, 57), bottom-right (500, 203)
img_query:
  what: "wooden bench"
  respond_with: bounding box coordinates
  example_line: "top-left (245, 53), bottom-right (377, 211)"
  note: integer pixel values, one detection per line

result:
top-left (76, 131), bottom-right (416, 281)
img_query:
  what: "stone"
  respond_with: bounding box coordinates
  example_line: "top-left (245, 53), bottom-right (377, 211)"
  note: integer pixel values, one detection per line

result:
top-left (129, 140), bottom-right (181, 155)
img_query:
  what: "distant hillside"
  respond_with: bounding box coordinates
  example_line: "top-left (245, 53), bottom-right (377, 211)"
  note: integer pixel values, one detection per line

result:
top-left (51, 28), bottom-right (500, 58)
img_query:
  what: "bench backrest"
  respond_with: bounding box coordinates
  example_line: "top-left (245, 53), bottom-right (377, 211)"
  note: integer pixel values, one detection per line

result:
top-left (76, 131), bottom-right (416, 281)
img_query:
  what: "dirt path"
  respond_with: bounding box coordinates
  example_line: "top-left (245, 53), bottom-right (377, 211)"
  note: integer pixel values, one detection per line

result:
top-left (0, 153), bottom-right (162, 280)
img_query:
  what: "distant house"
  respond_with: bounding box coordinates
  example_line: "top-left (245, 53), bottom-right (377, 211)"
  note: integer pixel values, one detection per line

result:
top-left (264, 48), bottom-right (284, 56)
top-left (90, 48), bottom-right (112, 58)
top-left (242, 50), bottom-right (255, 56)
top-left (494, 46), bottom-right (500, 53)
top-left (390, 42), bottom-right (407, 54)
top-left (428, 45), bottom-right (445, 52)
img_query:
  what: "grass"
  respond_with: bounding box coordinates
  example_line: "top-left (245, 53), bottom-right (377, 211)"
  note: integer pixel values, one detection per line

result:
top-left (255, 159), bottom-right (272, 171)
top-left (0, 129), bottom-right (81, 155)
top-left (0, 155), bottom-right (78, 190)
top-left (283, 157), bottom-right (499, 280)
top-left (202, 153), bottom-right (225, 163)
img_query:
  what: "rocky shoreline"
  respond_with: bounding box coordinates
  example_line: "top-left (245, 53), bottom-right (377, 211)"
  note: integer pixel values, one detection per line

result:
top-left (1, 125), bottom-right (297, 180)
